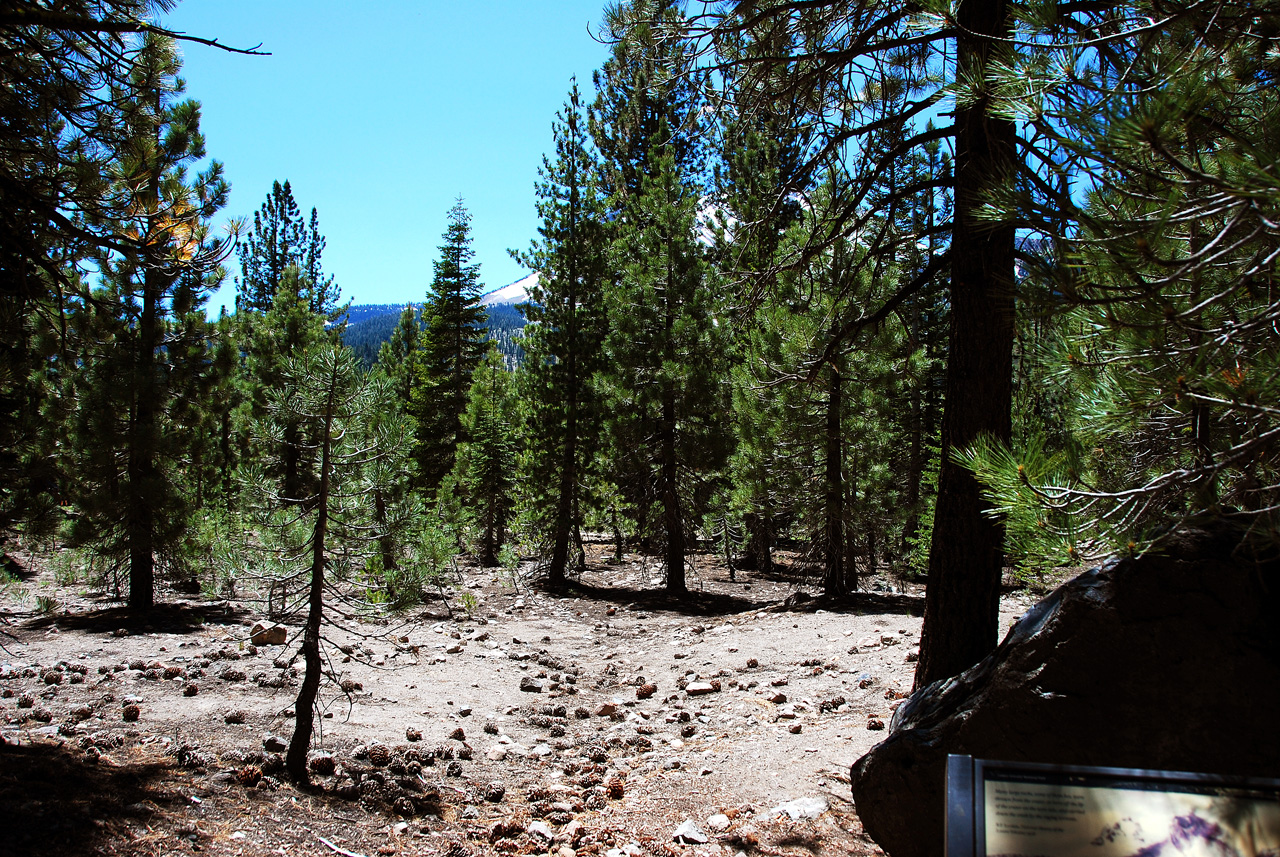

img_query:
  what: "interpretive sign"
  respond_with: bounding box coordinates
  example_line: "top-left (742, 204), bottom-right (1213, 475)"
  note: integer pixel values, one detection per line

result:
top-left (946, 755), bottom-right (1280, 857)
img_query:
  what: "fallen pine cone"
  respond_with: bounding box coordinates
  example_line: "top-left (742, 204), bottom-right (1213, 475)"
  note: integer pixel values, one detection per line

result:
top-left (636, 683), bottom-right (657, 700)
top-left (122, 703), bottom-right (140, 722)
top-left (368, 743), bottom-right (392, 767)
top-left (183, 683), bottom-right (199, 697)
top-left (309, 754), bottom-right (337, 776)
top-left (236, 764), bottom-right (263, 787)
top-left (606, 776), bottom-right (625, 799)
top-left (406, 727), bottom-right (422, 742)
top-left (867, 718), bottom-right (885, 731)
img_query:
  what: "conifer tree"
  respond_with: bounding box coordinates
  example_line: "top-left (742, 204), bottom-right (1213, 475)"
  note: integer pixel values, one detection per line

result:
top-left (67, 33), bottom-right (230, 608)
top-left (594, 0), bottom-right (733, 593)
top-left (237, 180), bottom-right (341, 317)
top-left (516, 80), bottom-right (610, 587)
top-left (410, 199), bottom-right (488, 493)
top-left (455, 351), bottom-right (518, 567)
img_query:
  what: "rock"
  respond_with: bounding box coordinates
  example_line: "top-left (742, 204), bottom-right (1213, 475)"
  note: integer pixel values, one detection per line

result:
top-left (672, 820), bottom-right (708, 844)
top-left (520, 676), bottom-right (544, 693)
top-left (788, 724), bottom-right (802, 734)
top-left (685, 681), bottom-right (717, 696)
top-left (528, 821), bottom-right (555, 842)
top-left (768, 692), bottom-right (787, 704)
top-left (263, 734), bottom-right (287, 753)
top-left (707, 813), bottom-right (731, 832)
top-left (595, 702), bottom-right (618, 716)
top-left (769, 796), bottom-right (828, 820)
top-left (851, 525), bottom-right (1280, 857)
top-left (485, 745), bottom-right (508, 761)
top-left (636, 683), bottom-right (657, 699)
top-left (406, 727), bottom-right (422, 742)
top-left (249, 622), bottom-right (287, 647)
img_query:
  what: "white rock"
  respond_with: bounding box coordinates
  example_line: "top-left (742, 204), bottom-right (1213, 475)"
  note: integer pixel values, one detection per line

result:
top-left (673, 820), bottom-right (709, 844)
top-left (707, 813), bottom-right (731, 832)
top-left (769, 796), bottom-right (829, 820)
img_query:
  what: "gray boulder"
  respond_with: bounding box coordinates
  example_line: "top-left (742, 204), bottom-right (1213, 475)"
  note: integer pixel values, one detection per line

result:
top-left (851, 524), bottom-right (1280, 857)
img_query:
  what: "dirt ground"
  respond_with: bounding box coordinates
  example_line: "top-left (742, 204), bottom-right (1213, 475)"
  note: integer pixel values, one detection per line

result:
top-left (0, 544), bottom-right (1041, 857)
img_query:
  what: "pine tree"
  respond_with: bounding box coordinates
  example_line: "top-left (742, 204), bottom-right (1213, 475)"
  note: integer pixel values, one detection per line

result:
top-left (455, 351), bottom-right (517, 568)
top-left (516, 80), bottom-right (610, 587)
top-left (237, 180), bottom-right (341, 317)
top-left (410, 199), bottom-right (488, 493)
top-left (67, 33), bottom-right (230, 609)
top-left (594, 3), bottom-right (733, 593)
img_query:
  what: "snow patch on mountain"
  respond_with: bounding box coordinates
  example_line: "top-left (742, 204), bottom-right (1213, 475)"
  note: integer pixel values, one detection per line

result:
top-left (481, 272), bottom-right (537, 307)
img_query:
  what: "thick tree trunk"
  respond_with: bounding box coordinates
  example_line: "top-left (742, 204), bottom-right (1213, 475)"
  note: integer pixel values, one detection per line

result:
top-left (824, 363), bottom-right (845, 597)
top-left (915, 0), bottom-right (1017, 689)
top-left (127, 268), bottom-right (160, 610)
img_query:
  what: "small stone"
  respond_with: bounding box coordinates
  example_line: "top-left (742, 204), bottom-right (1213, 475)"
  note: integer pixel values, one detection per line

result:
top-left (788, 724), bottom-right (802, 734)
top-left (520, 676), bottom-right (544, 693)
top-left (485, 745), bottom-right (508, 761)
top-left (528, 821), bottom-right (555, 842)
top-left (673, 820), bottom-right (709, 845)
top-left (406, 727), bottom-right (422, 742)
top-left (183, 683), bottom-right (199, 697)
top-left (595, 702), bottom-right (618, 716)
top-left (707, 814), bottom-right (731, 832)
top-left (685, 681), bottom-right (716, 696)
top-left (263, 734), bottom-right (287, 753)
top-left (636, 683), bottom-right (657, 700)
top-left (768, 692), bottom-right (787, 704)
top-left (868, 718), bottom-right (885, 730)
top-left (249, 622), bottom-right (287, 647)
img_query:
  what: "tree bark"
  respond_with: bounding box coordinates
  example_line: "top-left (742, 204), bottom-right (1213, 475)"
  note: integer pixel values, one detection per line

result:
top-left (662, 387), bottom-right (687, 593)
top-left (286, 357), bottom-right (337, 785)
top-left (915, 0), bottom-right (1017, 689)
top-left (824, 363), bottom-right (845, 597)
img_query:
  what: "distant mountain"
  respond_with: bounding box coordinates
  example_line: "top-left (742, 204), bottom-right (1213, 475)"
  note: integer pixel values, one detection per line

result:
top-left (341, 275), bottom-right (534, 369)
top-left (480, 272), bottom-right (537, 307)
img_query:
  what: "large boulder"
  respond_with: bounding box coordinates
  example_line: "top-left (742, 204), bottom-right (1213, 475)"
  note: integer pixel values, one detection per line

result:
top-left (850, 524), bottom-right (1280, 857)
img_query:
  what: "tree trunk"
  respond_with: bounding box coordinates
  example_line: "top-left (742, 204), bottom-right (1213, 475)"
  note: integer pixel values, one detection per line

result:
top-left (662, 388), bottom-right (686, 593)
top-left (824, 363), bottom-right (845, 597)
top-left (915, 0), bottom-right (1017, 689)
top-left (127, 270), bottom-right (159, 610)
top-left (286, 358), bottom-right (337, 785)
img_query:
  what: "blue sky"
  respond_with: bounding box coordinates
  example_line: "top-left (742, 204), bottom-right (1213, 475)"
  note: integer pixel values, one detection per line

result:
top-left (162, 1), bottom-right (612, 314)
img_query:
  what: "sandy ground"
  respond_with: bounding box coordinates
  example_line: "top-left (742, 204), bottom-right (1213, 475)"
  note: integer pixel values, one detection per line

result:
top-left (0, 544), bottom-right (1040, 857)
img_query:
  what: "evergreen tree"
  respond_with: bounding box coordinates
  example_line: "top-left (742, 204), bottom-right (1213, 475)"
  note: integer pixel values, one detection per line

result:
top-left (594, 1), bottom-right (733, 593)
top-left (67, 34), bottom-right (230, 608)
top-left (237, 179), bottom-right (341, 317)
top-left (410, 199), bottom-right (488, 493)
top-left (516, 80), bottom-right (610, 586)
top-left (455, 351), bottom-right (518, 567)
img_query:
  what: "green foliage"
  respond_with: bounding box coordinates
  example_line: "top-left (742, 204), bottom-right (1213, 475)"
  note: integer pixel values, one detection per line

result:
top-left (515, 80), bottom-right (610, 584)
top-left (63, 34), bottom-right (230, 607)
top-left (454, 351), bottom-right (518, 567)
top-left (237, 180), bottom-right (341, 317)
top-left (410, 199), bottom-right (489, 492)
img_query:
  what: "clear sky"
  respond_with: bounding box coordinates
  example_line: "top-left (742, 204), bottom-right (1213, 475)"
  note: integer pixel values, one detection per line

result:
top-left (162, 1), bottom-right (613, 315)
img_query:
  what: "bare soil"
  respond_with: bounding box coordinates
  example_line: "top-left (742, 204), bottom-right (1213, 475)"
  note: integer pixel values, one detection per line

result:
top-left (0, 544), bottom-right (1040, 857)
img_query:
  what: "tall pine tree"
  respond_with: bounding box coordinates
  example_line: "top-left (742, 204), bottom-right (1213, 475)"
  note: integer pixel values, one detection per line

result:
top-left (410, 199), bottom-right (489, 494)
top-left (517, 80), bottom-right (610, 587)
top-left (67, 33), bottom-right (230, 608)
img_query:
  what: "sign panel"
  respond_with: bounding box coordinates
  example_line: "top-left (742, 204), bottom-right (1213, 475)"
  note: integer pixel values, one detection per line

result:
top-left (947, 755), bottom-right (1280, 857)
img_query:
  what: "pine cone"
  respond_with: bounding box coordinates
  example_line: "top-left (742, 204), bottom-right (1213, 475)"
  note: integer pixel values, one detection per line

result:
top-left (121, 703), bottom-right (140, 722)
top-left (236, 764), bottom-right (263, 787)
top-left (367, 743), bottom-right (392, 767)
top-left (606, 776), bottom-right (625, 799)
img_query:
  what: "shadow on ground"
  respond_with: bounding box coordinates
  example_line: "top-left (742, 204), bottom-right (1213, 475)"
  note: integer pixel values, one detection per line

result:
top-left (0, 740), bottom-right (175, 857)
top-left (23, 600), bottom-right (250, 635)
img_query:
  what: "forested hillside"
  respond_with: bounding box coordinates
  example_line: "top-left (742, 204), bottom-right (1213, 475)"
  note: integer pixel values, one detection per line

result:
top-left (2, 0), bottom-right (1277, 801)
